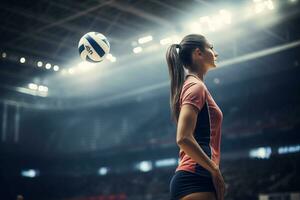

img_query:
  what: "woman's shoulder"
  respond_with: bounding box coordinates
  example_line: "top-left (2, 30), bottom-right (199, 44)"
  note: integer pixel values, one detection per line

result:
top-left (180, 76), bottom-right (207, 110)
top-left (183, 76), bottom-right (206, 91)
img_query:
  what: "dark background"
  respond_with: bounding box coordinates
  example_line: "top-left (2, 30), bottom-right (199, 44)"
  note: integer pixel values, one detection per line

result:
top-left (0, 0), bottom-right (300, 200)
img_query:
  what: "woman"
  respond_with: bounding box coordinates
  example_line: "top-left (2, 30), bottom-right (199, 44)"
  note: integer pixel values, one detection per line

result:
top-left (166, 34), bottom-right (226, 200)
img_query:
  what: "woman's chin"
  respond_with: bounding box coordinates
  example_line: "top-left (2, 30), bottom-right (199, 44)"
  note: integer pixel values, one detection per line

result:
top-left (212, 63), bottom-right (217, 68)
top-left (214, 60), bottom-right (218, 67)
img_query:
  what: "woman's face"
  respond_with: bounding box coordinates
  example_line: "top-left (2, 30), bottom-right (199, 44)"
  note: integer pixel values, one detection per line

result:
top-left (204, 42), bottom-right (218, 69)
top-left (193, 41), bottom-right (219, 72)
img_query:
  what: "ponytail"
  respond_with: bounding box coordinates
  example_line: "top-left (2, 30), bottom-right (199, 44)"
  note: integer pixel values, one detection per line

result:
top-left (166, 34), bottom-right (207, 124)
top-left (166, 44), bottom-right (185, 124)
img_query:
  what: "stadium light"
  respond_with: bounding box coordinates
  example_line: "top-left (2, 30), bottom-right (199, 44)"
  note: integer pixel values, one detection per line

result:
top-left (278, 144), bottom-right (300, 154)
top-left (249, 147), bottom-right (272, 159)
top-left (53, 65), bottom-right (59, 71)
top-left (253, 0), bottom-right (275, 13)
top-left (213, 78), bottom-right (220, 84)
top-left (155, 158), bottom-right (177, 167)
top-left (137, 161), bottom-right (152, 172)
top-left (110, 56), bottom-right (116, 62)
top-left (28, 83), bottom-right (38, 90)
top-left (138, 35), bottom-right (153, 44)
top-left (160, 35), bottom-right (181, 46)
top-left (133, 47), bottom-right (143, 54)
top-left (20, 57), bottom-right (26, 63)
top-left (45, 63), bottom-right (52, 69)
top-left (160, 37), bottom-right (172, 45)
top-left (38, 85), bottom-right (48, 92)
top-left (37, 61), bottom-right (43, 67)
top-left (2, 52), bottom-right (7, 58)
top-left (106, 53), bottom-right (116, 62)
top-left (266, 0), bottom-right (274, 10)
top-left (98, 167), bottom-right (108, 175)
top-left (21, 169), bottom-right (39, 178)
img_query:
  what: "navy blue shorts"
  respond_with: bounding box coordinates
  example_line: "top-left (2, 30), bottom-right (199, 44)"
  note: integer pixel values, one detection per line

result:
top-left (169, 170), bottom-right (216, 200)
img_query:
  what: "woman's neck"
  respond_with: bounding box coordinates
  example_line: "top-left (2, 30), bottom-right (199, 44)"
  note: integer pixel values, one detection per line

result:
top-left (186, 71), bottom-right (204, 82)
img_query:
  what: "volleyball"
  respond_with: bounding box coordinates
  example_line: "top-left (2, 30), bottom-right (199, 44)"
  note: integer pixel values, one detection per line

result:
top-left (78, 32), bottom-right (110, 63)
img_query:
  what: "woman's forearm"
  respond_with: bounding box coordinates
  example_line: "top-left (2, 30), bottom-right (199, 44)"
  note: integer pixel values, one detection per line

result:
top-left (177, 136), bottom-right (218, 173)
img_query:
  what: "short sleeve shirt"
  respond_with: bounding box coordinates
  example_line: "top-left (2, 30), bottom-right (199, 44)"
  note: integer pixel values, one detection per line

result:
top-left (176, 74), bottom-right (223, 176)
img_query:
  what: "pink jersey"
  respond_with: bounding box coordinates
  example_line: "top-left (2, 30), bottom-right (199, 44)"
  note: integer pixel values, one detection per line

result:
top-left (175, 74), bottom-right (223, 176)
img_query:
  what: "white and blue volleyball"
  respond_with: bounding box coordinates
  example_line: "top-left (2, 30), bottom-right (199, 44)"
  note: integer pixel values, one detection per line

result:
top-left (78, 32), bottom-right (110, 63)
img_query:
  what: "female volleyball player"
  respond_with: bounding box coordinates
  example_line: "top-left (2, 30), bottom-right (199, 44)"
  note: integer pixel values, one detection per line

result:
top-left (166, 34), bottom-right (226, 200)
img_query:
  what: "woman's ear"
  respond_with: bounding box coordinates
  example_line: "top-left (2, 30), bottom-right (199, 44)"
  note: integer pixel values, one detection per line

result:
top-left (194, 48), bottom-right (203, 58)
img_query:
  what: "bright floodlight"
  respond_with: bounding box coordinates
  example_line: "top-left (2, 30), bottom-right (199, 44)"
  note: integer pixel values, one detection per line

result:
top-left (133, 47), bottom-right (143, 54)
top-left (28, 83), bottom-right (38, 90)
top-left (106, 53), bottom-right (116, 62)
top-left (38, 85), bottom-right (48, 92)
top-left (98, 167), bottom-right (108, 175)
top-left (265, 0), bottom-right (274, 10)
top-left (278, 144), bottom-right (300, 154)
top-left (172, 35), bottom-right (181, 44)
top-left (138, 35), bottom-right (153, 44)
top-left (106, 53), bottom-right (113, 59)
top-left (249, 147), bottom-right (272, 159)
top-left (45, 63), bottom-right (51, 69)
top-left (2, 52), bottom-right (7, 58)
top-left (110, 56), bottom-right (116, 62)
top-left (253, 0), bottom-right (274, 13)
top-left (188, 10), bottom-right (232, 33)
top-left (37, 61), bottom-right (43, 67)
top-left (53, 65), bottom-right (59, 71)
top-left (20, 57), bottom-right (26, 63)
top-left (213, 78), bottom-right (220, 84)
top-left (160, 37), bottom-right (172, 45)
top-left (21, 169), bottom-right (38, 178)
top-left (137, 161), bottom-right (152, 172)
top-left (155, 158), bottom-right (177, 167)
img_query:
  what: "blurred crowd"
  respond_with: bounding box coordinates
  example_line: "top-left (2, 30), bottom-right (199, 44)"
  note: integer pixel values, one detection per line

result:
top-left (7, 154), bottom-right (299, 200)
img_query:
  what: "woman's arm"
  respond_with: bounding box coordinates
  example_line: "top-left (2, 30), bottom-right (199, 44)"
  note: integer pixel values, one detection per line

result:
top-left (177, 104), bottom-right (226, 200)
top-left (176, 104), bottom-right (218, 173)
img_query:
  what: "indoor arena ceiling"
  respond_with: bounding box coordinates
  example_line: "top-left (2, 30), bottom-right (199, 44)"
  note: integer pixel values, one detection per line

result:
top-left (0, 0), bottom-right (300, 110)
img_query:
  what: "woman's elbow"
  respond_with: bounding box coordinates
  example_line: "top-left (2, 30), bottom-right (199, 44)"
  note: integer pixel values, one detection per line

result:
top-left (176, 137), bottom-right (190, 146)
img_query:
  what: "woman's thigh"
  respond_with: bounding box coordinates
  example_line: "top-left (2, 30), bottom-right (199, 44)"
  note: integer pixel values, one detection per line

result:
top-left (180, 192), bottom-right (216, 200)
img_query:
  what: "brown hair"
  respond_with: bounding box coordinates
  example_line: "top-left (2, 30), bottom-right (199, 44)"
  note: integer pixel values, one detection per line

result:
top-left (166, 34), bottom-right (206, 123)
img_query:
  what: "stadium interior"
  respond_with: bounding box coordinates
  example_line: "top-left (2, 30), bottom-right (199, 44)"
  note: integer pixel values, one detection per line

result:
top-left (0, 0), bottom-right (300, 200)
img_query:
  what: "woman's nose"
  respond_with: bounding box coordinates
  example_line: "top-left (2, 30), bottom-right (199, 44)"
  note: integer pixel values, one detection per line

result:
top-left (214, 51), bottom-right (219, 58)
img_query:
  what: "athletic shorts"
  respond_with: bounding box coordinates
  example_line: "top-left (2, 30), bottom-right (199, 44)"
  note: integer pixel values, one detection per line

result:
top-left (169, 170), bottom-right (216, 200)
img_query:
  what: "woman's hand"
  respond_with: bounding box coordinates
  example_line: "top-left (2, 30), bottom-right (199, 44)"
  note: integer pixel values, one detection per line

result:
top-left (211, 166), bottom-right (226, 200)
